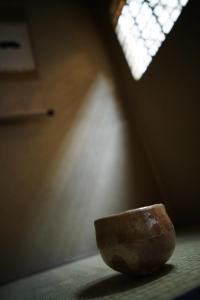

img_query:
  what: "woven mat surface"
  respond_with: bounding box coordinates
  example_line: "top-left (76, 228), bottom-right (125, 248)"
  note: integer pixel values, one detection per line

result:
top-left (0, 231), bottom-right (199, 300)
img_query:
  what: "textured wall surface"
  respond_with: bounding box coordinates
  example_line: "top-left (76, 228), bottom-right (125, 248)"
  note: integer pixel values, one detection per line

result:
top-left (0, 1), bottom-right (159, 283)
top-left (103, 0), bottom-right (200, 223)
top-left (131, 1), bottom-right (200, 223)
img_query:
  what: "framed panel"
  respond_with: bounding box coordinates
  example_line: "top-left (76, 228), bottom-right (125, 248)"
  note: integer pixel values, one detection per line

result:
top-left (0, 8), bottom-right (37, 79)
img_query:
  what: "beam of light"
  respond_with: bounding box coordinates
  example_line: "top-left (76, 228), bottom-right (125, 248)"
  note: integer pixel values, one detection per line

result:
top-left (115, 0), bottom-right (189, 80)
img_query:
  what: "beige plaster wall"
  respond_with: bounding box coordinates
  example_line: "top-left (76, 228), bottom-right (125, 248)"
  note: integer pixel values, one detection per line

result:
top-left (0, 1), bottom-right (158, 283)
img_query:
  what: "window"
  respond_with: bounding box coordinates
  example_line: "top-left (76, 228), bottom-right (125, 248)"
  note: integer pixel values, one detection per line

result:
top-left (114, 0), bottom-right (189, 80)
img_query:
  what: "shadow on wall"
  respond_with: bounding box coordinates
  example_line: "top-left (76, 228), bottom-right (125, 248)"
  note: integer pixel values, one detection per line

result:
top-left (93, 0), bottom-right (200, 225)
top-left (0, 1), bottom-right (159, 284)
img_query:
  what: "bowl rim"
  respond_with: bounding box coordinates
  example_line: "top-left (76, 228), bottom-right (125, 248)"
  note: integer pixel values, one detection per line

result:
top-left (94, 203), bottom-right (165, 225)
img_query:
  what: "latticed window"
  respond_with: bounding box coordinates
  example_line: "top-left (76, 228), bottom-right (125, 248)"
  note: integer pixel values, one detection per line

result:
top-left (111, 0), bottom-right (189, 80)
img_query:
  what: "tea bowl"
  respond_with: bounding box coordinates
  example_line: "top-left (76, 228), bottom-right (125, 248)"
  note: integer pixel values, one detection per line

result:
top-left (94, 204), bottom-right (175, 276)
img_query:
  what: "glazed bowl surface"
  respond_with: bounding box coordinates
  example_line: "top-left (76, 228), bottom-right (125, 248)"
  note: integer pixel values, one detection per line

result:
top-left (94, 204), bottom-right (176, 275)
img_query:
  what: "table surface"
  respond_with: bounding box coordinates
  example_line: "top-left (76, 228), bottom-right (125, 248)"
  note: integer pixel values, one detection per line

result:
top-left (0, 230), bottom-right (199, 300)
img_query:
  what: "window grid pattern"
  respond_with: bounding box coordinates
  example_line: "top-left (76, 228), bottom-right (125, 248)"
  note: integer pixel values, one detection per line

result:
top-left (115, 0), bottom-right (189, 80)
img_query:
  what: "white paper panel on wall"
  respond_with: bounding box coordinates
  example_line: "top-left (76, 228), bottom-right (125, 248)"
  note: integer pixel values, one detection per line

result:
top-left (0, 22), bottom-right (35, 72)
top-left (115, 0), bottom-right (189, 80)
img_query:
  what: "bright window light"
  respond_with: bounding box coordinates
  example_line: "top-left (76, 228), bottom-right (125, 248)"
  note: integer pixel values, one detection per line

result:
top-left (115, 0), bottom-right (189, 80)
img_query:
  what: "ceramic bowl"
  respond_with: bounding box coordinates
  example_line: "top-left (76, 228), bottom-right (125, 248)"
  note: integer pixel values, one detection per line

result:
top-left (94, 204), bottom-right (175, 276)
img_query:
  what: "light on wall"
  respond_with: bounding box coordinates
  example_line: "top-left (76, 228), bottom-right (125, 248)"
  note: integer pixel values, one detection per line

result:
top-left (115, 0), bottom-right (189, 80)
